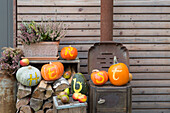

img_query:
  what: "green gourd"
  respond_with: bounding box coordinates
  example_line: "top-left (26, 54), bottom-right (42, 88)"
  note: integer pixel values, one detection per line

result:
top-left (71, 73), bottom-right (88, 94)
top-left (16, 66), bottom-right (41, 86)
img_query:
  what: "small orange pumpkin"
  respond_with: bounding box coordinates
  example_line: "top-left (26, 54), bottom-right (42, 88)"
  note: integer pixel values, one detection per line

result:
top-left (108, 56), bottom-right (129, 86)
top-left (91, 69), bottom-right (108, 85)
top-left (41, 62), bottom-right (64, 81)
top-left (129, 73), bottom-right (133, 81)
top-left (60, 46), bottom-right (78, 60)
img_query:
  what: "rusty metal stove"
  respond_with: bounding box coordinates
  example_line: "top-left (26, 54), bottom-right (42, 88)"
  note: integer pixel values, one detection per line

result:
top-left (88, 42), bottom-right (132, 113)
top-left (88, 0), bottom-right (132, 113)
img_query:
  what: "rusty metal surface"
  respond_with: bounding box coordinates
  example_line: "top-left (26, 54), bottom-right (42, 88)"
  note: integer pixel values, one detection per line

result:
top-left (101, 0), bottom-right (113, 41)
top-left (88, 41), bottom-right (129, 74)
top-left (0, 71), bottom-right (17, 113)
top-left (89, 80), bottom-right (132, 113)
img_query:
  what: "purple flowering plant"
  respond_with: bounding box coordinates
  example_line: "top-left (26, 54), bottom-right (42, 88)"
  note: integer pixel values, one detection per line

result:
top-left (0, 47), bottom-right (24, 76)
top-left (18, 21), bottom-right (40, 45)
top-left (18, 21), bottom-right (67, 45)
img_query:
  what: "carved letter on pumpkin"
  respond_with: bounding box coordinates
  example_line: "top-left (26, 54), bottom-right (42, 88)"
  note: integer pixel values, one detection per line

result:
top-left (65, 47), bottom-right (73, 56)
top-left (96, 72), bottom-right (104, 83)
top-left (47, 66), bottom-right (57, 79)
top-left (73, 78), bottom-right (82, 93)
top-left (27, 72), bottom-right (40, 86)
top-left (112, 68), bottom-right (122, 81)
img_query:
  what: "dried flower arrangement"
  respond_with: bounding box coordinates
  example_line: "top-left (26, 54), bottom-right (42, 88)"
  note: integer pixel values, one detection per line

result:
top-left (0, 47), bottom-right (24, 76)
top-left (18, 21), bottom-right (68, 45)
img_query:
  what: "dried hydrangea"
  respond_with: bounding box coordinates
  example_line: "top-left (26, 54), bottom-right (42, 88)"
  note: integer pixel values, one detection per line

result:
top-left (0, 47), bottom-right (24, 76)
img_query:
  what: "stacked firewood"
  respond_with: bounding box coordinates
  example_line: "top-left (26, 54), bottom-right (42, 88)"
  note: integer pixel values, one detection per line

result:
top-left (16, 78), bottom-right (69, 113)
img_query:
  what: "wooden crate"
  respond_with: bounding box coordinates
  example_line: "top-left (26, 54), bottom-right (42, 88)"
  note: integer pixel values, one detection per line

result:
top-left (28, 57), bottom-right (80, 73)
top-left (89, 80), bottom-right (132, 113)
top-left (53, 96), bottom-right (87, 113)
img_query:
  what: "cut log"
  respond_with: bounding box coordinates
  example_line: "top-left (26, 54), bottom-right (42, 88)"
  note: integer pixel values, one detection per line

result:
top-left (37, 80), bottom-right (47, 92)
top-left (43, 101), bottom-right (53, 110)
top-left (44, 84), bottom-right (54, 100)
top-left (54, 84), bottom-right (70, 95)
top-left (68, 67), bottom-right (76, 85)
top-left (47, 97), bottom-right (53, 103)
top-left (46, 109), bottom-right (53, 113)
top-left (32, 81), bottom-right (46, 99)
top-left (17, 83), bottom-right (31, 99)
top-left (68, 76), bottom-right (73, 85)
top-left (53, 77), bottom-right (69, 95)
top-left (35, 110), bottom-right (44, 113)
top-left (16, 97), bottom-right (30, 110)
top-left (20, 105), bottom-right (33, 113)
top-left (19, 111), bottom-right (24, 113)
top-left (16, 110), bottom-right (20, 113)
top-left (32, 87), bottom-right (44, 100)
top-left (30, 98), bottom-right (43, 112)
top-left (44, 80), bottom-right (54, 84)
top-left (53, 77), bottom-right (69, 89)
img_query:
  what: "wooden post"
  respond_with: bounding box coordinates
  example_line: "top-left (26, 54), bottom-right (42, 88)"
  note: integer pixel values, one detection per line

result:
top-left (100, 0), bottom-right (113, 41)
top-left (13, 0), bottom-right (17, 47)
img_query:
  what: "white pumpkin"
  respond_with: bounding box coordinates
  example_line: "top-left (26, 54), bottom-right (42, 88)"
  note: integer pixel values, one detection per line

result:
top-left (16, 66), bottom-right (41, 86)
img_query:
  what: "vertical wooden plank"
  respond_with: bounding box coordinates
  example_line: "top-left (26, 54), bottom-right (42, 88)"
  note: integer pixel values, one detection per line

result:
top-left (73, 107), bottom-right (82, 113)
top-left (58, 109), bottom-right (69, 113)
top-left (69, 108), bottom-right (80, 113)
top-left (13, 0), bottom-right (17, 47)
top-left (80, 107), bottom-right (86, 113)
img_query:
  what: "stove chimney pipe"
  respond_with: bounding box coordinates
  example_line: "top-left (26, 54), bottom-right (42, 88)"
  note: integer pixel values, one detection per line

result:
top-left (100, 0), bottom-right (113, 41)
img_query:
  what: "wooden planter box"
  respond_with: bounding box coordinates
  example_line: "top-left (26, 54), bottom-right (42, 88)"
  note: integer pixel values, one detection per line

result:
top-left (53, 96), bottom-right (87, 113)
top-left (89, 80), bottom-right (132, 113)
top-left (22, 41), bottom-right (59, 57)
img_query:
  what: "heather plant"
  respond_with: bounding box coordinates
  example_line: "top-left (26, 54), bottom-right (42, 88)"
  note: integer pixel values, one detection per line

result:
top-left (38, 21), bottom-right (67, 42)
top-left (18, 21), bottom-right (67, 45)
top-left (18, 21), bottom-right (40, 45)
top-left (0, 47), bottom-right (24, 76)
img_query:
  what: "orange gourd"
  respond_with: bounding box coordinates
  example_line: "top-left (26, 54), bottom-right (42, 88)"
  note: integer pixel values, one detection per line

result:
top-left (108, 56), bottom-right (129, 86)
top-left (41, 62), bottom-right (64, 81)
top-left (60, 46), bottom-right (78, 60)
top-left (91, 69), bottom-right (108, 85)
top-left (52, 62), bottom-right (64, 76)
top-left (129, 73), bottom-right (133, 81)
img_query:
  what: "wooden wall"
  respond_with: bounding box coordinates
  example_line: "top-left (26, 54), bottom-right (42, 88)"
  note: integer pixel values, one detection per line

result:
top-left (17, 0), bottom-right (170, 113)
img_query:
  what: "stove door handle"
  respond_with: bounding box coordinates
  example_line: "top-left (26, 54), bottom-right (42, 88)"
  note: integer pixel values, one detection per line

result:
top-left (98, 98), bottom-right (105, 104)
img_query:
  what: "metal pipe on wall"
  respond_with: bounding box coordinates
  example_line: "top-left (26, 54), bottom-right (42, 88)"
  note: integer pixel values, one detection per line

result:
top-left (100, 0), bottom-right (113, 41)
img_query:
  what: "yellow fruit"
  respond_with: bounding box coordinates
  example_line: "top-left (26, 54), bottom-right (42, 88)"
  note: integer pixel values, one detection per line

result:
top-left (64, 88), bottom-right (70, 95)
top-left (63, 71), bottom-right (71, 79)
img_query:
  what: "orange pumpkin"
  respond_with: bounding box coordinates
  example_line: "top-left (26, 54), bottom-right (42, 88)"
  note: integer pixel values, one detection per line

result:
top-left (41, 62), bottom-right (64, 81)
top-left (91, 69), bottom-right (108, 85)
top-left (129, 73), bottom-right (133, 81)
top-left (108, 56), bottom-right (129, 86)
top-left (51, 62), bottom-right (64, 76)
top-left (60, 46), bottom-right (78, 60)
